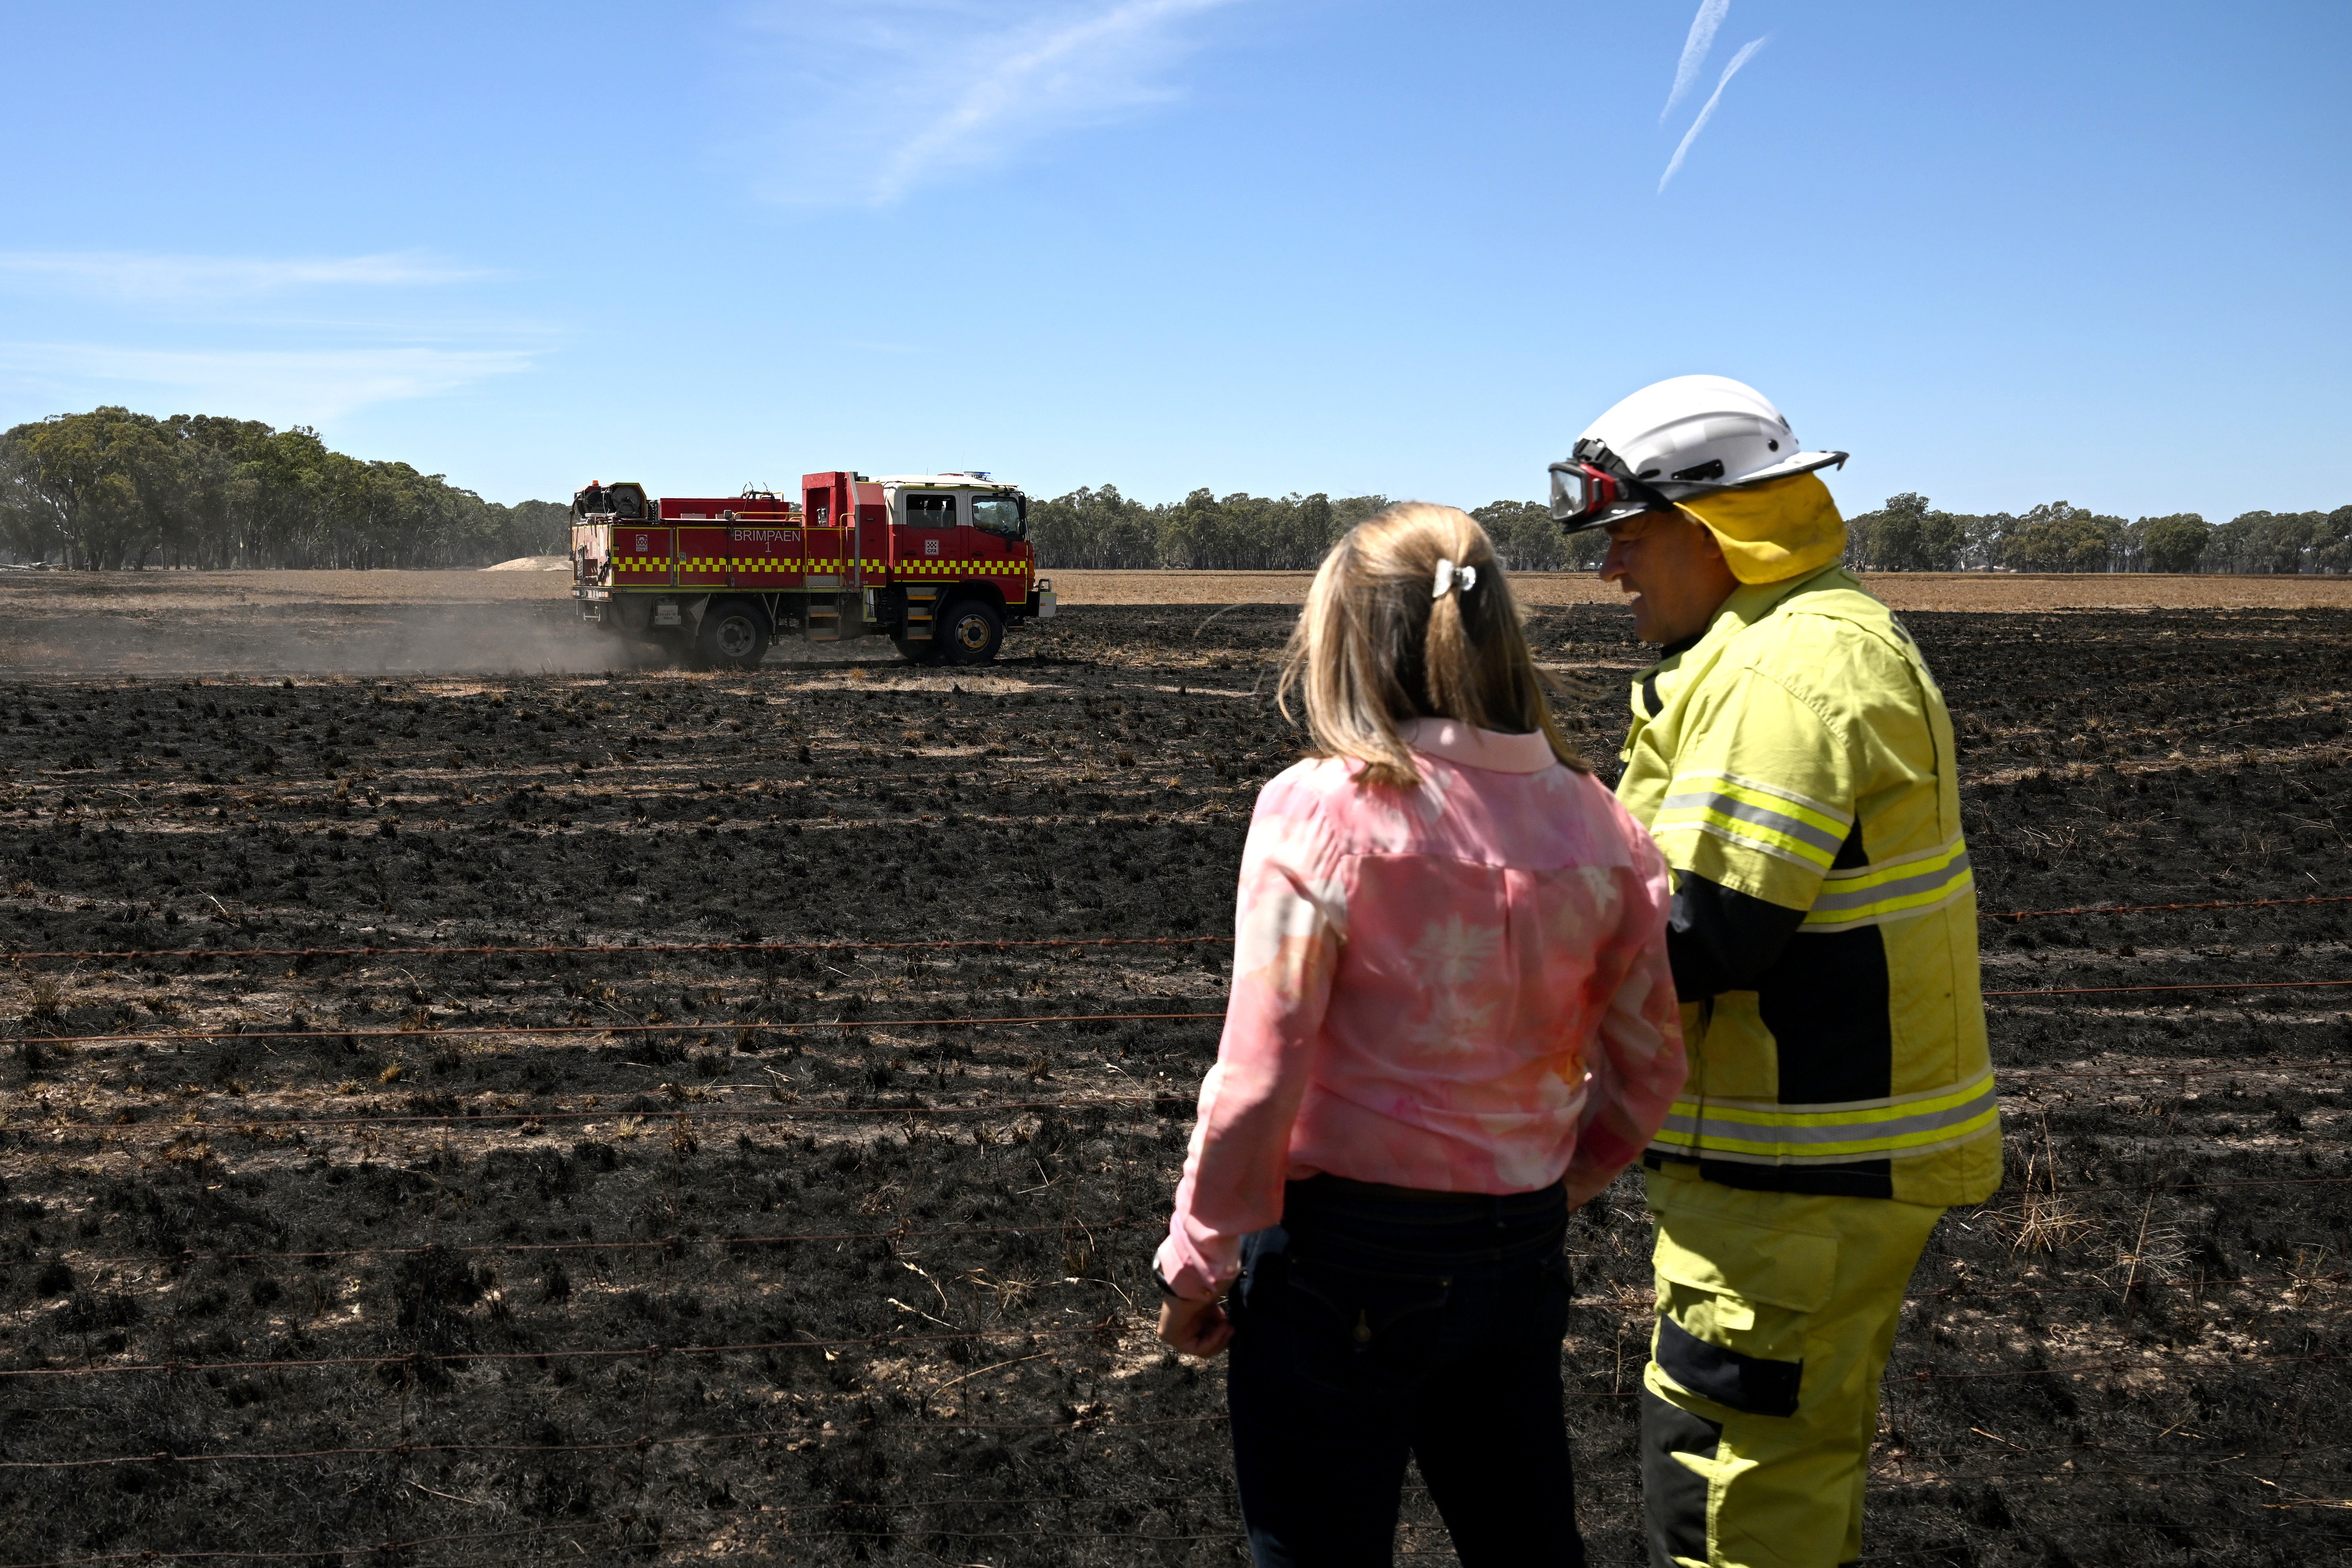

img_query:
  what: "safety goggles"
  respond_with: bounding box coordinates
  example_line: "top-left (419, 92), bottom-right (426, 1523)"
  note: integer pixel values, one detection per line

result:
top-left (1547, 440), bottom-right (1665, 532)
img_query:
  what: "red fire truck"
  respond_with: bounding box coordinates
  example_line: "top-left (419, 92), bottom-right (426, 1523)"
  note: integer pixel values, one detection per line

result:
top-left (566, 470), bottom-right (1056, 668)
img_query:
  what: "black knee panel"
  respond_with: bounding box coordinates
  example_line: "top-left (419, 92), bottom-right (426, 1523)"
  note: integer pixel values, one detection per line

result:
top-left (1640, 1387), bottom-right (1721, 1568)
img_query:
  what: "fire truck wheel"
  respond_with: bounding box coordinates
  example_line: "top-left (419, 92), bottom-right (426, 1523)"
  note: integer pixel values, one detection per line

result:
top-left (699, 600), bottom-right (771, 669)
top-left (644, 628), bottom-right (696, 669)
top-left (937, 598), bottom-right (1004, 665)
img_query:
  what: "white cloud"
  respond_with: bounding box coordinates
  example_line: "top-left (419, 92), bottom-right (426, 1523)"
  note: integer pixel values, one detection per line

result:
top-left (743, 0), bottom-right (1245, 205)
top-left (1662, 0), bottom-right (1730, 123)
top-left (1658, 35), bottom-right (1770, 193)
top-left (0, 342), bottom-right (534, 422)
top-left (0, 251), bottom-right (487, 303)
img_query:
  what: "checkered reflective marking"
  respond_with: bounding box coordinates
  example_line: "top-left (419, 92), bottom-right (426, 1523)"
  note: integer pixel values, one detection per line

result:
top-left (628, 558), bottom-right (1031, 577)
top-left (676, 557), bottom-right (828, 570)
top-left (880, 560), bottom-right (1032, 576)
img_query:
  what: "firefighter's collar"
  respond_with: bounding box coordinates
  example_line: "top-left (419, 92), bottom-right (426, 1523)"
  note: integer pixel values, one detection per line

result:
top-left (1631, 563), bottom-right (1852, 691)
top-left (1708, 560), bottom-right (1851, 637)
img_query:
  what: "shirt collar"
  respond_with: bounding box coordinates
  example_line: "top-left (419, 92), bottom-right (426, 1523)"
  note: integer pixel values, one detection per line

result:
top-left (1401, 718), bottom-right (1557, 774)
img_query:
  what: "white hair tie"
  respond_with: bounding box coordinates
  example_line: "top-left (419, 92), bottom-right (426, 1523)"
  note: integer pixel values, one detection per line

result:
top-left (1432, 558), bottom-right (1478, 598)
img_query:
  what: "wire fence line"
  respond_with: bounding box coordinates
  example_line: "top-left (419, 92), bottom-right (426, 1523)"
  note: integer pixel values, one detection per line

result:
top-left (1, 1348), bottom-right (2339, 1475)
top-left (5, 971), bottom-right (2347, 1051)
top-left (1983, 978), bottom-right (2352, 998)
top-left (0, 1418), bottom-right (1239, 1473)
top-left (1980, 891), bottom-right (2352, 920)
top-left (2, 887), bottom-right (2346, 965)
top-left (38, 1224), bottom-right (2344, 1310)
top-left (0, 934), bottom-right (1235, 963)
top-left (0, 1321), bottom-right (1117, 1381)
top-left (8, 1094), bottom-right (1174, 1136)
top-left (6, 1500), bottom-right (2321, 1568)
top-left (6, 1009), bottom-right (1227, 1048)
top-left (5, 1274), bottom-right (2339, 1387)
top-left (44, 1176), bottom-right (2350, 1274)
top-left (0, 1524), bottom-right (1264, 1568)
top-left (70, 1218), bottom-right (1150, 1271)
top-left (8, 1061), bottom-right (2345, 1142)
top-left (2, 1505), bottom-right (2324, 1568)
top-left (1996, 1060), bottom-right (2350, 1081)
top-left (0, 1521), bottom-right (633, 1568)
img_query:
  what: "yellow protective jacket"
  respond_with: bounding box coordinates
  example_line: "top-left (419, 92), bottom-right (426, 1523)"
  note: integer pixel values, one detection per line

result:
top-left (1616, 564), bottom-right (2000, 1206)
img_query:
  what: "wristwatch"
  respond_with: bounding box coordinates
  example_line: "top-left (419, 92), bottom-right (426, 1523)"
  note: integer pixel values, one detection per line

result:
top-left (1151, 1263), bottom-right (1183, 1300)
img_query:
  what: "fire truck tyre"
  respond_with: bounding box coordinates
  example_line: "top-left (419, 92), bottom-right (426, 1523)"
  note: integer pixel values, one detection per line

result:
top-left (644, 629), bottom-right (695, 669)
top-left (699, 601), bottom-right (771, 669)
top-left (938, 598), bottom-right (1004, 665)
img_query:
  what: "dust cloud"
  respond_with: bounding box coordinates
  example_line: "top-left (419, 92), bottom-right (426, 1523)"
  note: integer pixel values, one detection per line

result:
top-left (0, 569), bottom-right (653, 677)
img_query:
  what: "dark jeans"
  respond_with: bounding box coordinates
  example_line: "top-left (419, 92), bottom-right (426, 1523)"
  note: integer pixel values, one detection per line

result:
top-left (1226, 1174), bottom-right (1585, 1568)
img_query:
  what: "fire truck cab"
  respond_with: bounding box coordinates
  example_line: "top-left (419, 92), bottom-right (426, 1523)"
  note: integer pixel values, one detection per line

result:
top-left (568, 471), bottom-right (1054, 669)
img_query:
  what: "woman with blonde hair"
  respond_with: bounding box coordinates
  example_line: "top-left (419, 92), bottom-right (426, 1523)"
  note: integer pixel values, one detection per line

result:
top-left (1155, 503), bottom-right (1685, 1567)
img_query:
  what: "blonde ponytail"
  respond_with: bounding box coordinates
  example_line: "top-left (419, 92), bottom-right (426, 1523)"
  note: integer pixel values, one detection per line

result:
top-left (1278, 502), bottom-right (1584, 788)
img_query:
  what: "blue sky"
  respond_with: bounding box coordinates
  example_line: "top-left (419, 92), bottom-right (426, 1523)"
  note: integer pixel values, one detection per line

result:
top-left (5, 1), bottom-right (2347, 521)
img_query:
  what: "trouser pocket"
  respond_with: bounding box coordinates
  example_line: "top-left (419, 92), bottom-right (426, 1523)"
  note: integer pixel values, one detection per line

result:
top-left (1234, 1231), bottom-right (1453, 1402)
top-left (1652, 1311), bottom-right (1801, 1418)
top-left (1646, 1202), bottom-right (1836, 1419)
top-left (1283, 1254), bottom-right (1452, 1358)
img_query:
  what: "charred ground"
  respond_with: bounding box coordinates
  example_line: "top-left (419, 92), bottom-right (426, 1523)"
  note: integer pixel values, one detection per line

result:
top-left (0, 601), bottom-right (2347, 1565)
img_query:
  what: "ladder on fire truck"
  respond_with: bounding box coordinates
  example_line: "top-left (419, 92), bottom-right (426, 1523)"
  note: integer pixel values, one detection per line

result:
top-left (901, 585), bottom-right (940, 646)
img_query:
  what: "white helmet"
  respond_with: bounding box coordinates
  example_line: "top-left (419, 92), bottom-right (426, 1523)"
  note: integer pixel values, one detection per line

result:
top-left (1549, 374), bottom-right (1846, 533)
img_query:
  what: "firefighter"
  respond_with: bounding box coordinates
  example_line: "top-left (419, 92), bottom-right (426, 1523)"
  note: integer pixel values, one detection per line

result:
top-left (1548, 375), bottom-right (2001, 1568)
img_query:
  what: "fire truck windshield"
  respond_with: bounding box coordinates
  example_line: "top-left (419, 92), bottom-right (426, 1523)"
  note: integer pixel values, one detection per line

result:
top-left (971, 495), bottom-right (1024, 537)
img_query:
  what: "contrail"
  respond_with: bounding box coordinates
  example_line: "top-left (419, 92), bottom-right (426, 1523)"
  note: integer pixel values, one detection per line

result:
top-left (1661, 0), bottom-right (1730, 122)
top-left (1658, 34), bottom-right (1770, 193)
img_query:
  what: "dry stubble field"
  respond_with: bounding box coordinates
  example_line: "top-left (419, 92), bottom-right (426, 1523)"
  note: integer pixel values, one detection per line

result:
top-left (0, 570), bottom-right (2346, 1566)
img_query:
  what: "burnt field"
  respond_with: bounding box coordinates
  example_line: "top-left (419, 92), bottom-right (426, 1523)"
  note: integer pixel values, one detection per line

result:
top-left (0, 598), bottom-right (2346, 1566)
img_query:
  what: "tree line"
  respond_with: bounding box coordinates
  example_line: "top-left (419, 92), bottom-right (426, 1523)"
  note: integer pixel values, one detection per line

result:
top-left (1028, 487), bottom-right (1608, 574)
top-left (1032, 486), bottom-right (2352, 575)
top-left (1840, 494), bottom-right (2352, 575)
top-left (6, 406), bottom-right (2346, 575)
top-left (0, 407), bottom-right (568, 570)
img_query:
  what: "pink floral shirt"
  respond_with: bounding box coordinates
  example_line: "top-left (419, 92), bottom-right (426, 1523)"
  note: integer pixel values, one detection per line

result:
top-left (1156, 720), bottom-right (1685, 1301)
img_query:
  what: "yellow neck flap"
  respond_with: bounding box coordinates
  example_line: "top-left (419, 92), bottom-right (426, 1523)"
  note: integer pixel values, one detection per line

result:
top-left (1675, 471), bottom-right (1848, 585)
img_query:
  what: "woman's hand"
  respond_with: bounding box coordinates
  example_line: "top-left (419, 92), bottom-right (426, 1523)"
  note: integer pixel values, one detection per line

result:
top-left (1156, 1294), bottom-right (1234, 1358)
top-left (1563, 1167), bottom-right (1621, 1212)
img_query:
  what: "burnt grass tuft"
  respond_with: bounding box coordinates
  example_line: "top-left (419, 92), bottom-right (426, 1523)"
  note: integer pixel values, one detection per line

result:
top-left (0, 603), bottom-right (2345, 1562)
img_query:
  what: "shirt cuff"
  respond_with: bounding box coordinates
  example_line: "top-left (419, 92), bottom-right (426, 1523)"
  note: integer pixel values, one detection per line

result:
top-left (1152, 1235), bottom-right (1224, 1303)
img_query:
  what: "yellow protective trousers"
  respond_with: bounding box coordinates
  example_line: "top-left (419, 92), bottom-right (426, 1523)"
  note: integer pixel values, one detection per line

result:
top-left (1640, 1162), bottom-right (1943, 1568)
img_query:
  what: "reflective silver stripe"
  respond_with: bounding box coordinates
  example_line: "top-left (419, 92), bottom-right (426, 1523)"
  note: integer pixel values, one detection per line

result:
top-left (1809, 852), bottom-right (1969, 913)
top-left (1658, 790), bottom-right (1846, 859)
top-left (1800, 838), bottom-right (1975, 932)
top-left (1807, 852), bottom-right (1972, 914)
top-left (1644, 1125), bottom-right (1995, 1167)
top-left (1646, 1075), bottom-right (2000, 1165)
